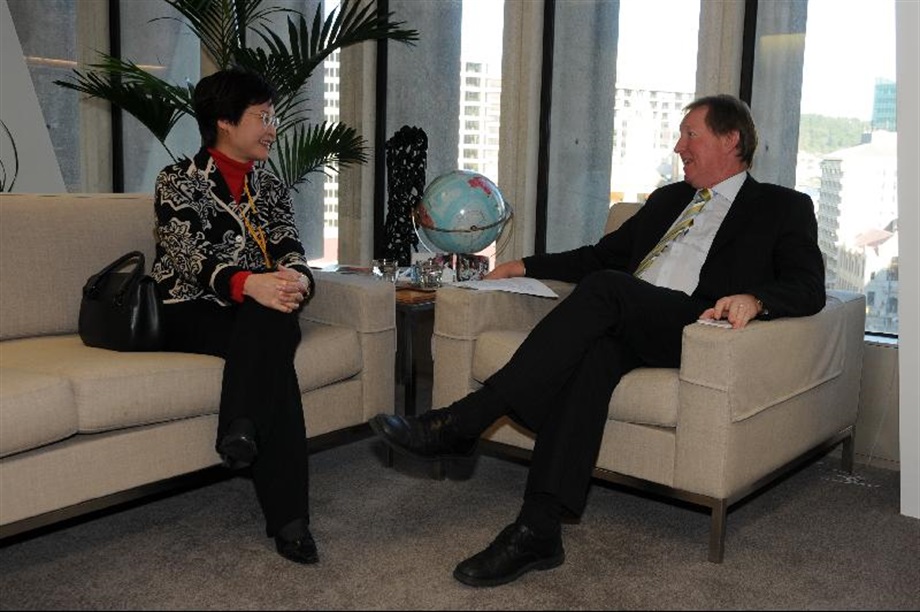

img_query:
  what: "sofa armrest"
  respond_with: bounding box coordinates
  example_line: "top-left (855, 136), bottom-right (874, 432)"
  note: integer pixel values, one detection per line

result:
top-left (674, 291), bottom-right (866, 497)
top-left (301, 271), bottom-right (395, 333)
top-left (300, 271), bottom-right (396, 420)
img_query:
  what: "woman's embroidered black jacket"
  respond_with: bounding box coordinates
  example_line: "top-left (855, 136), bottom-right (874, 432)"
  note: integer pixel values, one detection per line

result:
top-left (152, 148), bottom-right (313, 306)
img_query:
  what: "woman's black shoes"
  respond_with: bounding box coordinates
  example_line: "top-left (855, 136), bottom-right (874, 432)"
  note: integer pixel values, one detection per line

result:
top-left (217, 419), bottom-right (258, 470)
top-left (275, 528), bottom-right (319, 564)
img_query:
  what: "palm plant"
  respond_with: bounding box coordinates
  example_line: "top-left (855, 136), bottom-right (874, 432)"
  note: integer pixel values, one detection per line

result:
top-left (55, 0), bottom-right (418, 191)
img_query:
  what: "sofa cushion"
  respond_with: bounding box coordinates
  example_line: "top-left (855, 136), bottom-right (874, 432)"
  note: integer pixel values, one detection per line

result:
top-left (0, 368), bottom-right (77, 457)
top-left (471, 330), bottom-right (679, 427)
top-left (0, 324), bottom-right (363, 434)
top-left (608, 367), bottom-right (680, 427)
top-left (295, 321), bottom-right (362, 392)
top-left (1, 336), bottom-right (224, 433)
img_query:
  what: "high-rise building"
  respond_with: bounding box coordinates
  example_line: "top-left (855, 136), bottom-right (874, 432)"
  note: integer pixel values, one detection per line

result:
top-left (457, 60), bottom-right (501, 181)
top-left (323, 49), bottom-right (341, 231)
top-left (816, 131), bottom-right (898, 332)
top-left (610, 87), bottom-right (695, 202)
top-left (872, 78), bottom-right (897, 132)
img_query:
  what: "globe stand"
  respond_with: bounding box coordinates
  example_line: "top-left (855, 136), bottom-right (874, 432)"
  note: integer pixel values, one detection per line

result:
top-left (411, 169), bottom-right (513, 283)
top-left (411, 204), bottom-right (513, 282)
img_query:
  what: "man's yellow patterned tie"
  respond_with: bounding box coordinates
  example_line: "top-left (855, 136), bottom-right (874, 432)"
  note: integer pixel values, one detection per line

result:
top-left (634, 188), bottom-right (712, 277)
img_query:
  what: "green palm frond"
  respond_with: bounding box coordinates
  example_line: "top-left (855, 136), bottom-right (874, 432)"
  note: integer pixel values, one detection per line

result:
top-left (54, 0), bottom-right (418, 192)
top-left (232, 45), bottom-right (310, 121)
top-left (162, 0), bottom-right (292, 69)
top-left (270, 122), bottom-right (368, 191)
top-left (247, 0), bottom-right (418, 101)
top-left (55, 57), bottom-right (194, 157)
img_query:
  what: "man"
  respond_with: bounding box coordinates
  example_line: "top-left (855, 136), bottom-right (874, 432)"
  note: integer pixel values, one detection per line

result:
top-left (370, 94), bottom-right (825, 586)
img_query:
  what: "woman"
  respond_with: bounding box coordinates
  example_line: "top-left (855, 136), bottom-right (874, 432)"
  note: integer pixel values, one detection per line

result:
top-left (152, 68), bottom-right (318, 564)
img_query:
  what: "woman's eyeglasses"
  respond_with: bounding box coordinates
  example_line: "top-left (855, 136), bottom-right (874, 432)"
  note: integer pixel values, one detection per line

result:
top-left (247, 111), bottom-right (280, 129)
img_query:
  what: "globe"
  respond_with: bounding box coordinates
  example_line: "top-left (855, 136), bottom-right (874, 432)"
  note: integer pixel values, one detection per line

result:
top-left (415, 170), bottom-right (512, 254)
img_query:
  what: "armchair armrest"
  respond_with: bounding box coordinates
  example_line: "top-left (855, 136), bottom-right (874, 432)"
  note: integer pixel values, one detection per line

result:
top-left (300, 271), bottom-right (396, 420)
top-left (433, 281), bottom-right (574, 340)
top-left (674, 291), bottom-right (866, 497)
top-left (432, 282), bottom-right (572, 407)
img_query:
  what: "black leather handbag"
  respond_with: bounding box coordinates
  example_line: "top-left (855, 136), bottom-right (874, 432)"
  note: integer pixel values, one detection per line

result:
top-left (79, 251), bottom-right (163, 352)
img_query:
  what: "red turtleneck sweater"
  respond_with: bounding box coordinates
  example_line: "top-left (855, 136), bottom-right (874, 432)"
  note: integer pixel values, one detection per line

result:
top-left (208, 148), bottom-right (256, 303)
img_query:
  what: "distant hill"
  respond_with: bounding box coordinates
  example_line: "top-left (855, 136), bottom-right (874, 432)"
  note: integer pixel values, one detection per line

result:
top-left (798, 114), bottom-right (870, 155)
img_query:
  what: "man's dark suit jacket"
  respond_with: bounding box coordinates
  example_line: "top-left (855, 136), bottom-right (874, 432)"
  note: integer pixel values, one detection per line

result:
top-left (523, 175), bottom-right (826, 320)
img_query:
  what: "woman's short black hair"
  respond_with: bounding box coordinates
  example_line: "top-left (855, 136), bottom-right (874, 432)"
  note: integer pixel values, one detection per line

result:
top-left (193, 68), bottom-right (278, 148)
top-left (684, 94), bottom-right (758, 166)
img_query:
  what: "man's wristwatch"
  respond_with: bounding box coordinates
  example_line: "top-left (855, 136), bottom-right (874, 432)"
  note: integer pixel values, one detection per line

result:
top-left (755, 298), bottom-right (768, 317)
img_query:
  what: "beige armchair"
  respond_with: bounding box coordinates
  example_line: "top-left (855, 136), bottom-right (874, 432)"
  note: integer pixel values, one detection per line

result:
top-left (431, 203), bottom-right (866, 562)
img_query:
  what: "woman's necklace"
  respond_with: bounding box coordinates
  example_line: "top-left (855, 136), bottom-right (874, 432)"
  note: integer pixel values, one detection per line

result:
top-left (241, 177), bottom-right (273, 269)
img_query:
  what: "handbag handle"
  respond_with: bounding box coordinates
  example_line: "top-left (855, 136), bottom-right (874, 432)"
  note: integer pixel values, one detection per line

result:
top-left (83, 251), bottom-right (146, 305)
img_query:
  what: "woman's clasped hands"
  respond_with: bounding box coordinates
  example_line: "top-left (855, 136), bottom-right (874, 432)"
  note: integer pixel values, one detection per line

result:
top-left (244, 265), bottom-right (311, 313)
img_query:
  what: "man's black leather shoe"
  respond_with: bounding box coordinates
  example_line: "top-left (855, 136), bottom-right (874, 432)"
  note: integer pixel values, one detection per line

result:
top-left (217, 418), bottom-right (258, 470)
top-left (453, 522), bottom-right (564, 587)
top-left (275, 528), bottom-right (319, 565)
top-left (369, 411), bottom-right (478, 461)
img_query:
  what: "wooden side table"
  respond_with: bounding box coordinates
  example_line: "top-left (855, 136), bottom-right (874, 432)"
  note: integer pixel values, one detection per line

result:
top-left (395, 287), bottom-right (437, 416)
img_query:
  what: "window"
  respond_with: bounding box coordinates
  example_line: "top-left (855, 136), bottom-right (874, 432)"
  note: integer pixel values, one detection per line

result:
top-left (2, 0), bottom-right (907, 342)
top-left (379, 0), bottom-right (502, 262)
top-left (545, 0), bottom-right (700, 252)
top-left (6, 0), bottom-right (80, 191)
top-left (752, 0), bottom-right (898, 334)
top-left (119, 0), bottom-right (199, 193)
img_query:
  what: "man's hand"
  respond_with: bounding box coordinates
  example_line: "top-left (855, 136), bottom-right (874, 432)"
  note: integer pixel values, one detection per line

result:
top-left (484, 260), bottom-right (526, 280)
top-left (699, 293), bottom-right (762, 329)
top-left (243, 267), bottom-right (308, 313)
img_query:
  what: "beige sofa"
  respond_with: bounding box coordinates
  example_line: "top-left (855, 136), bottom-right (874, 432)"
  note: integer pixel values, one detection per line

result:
top-left (0, 193), bottom-right (395, 538)
top-left (432, 203), bottom-right (866, 562)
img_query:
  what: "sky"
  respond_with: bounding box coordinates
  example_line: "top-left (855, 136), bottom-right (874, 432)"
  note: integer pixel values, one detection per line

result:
top-left (799, 0), bottom-right (897, 120)
top-left (460, 0), bottom-right (898, 121)
top-left (460, 0), bottom-right (504, 65)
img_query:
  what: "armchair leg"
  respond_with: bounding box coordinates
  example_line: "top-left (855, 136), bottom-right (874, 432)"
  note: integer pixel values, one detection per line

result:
top-left (384, 446), bottom-right (394, 468)
top-left (841, 432), bottom-right (855, 474)
top-left (708, 500), bottom-right (728, 563)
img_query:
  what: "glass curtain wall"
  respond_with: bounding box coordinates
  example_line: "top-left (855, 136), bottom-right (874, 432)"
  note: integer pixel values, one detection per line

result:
top-left (119, 0), bottom-right (324, 258)
top-left (119, 0), bottom-right (199, 193)
top-left (611, 0), bottom-right (699, 204)
top-left (458, 0), bottom-right (504, 265)
top-left (544, 0), bottom-right (700, 253)
top-left (384, 0), bottom-right (461, 262)
top-left (261, 0), bottom-right (325, 261)
top-left (458, 0), bottom-right (503, 183)
top-left (752, 0), bottom-right (898, 334)
top-left (6, 0), bottom-right (79, 191)
top-left (315, 0), bottom-right (342, 266)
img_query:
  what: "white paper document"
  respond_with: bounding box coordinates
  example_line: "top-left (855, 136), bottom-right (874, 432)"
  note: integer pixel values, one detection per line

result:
top-left (696, 318), bottom-right (733, 328)
top-left (451, 278), bottom-right (559, 298)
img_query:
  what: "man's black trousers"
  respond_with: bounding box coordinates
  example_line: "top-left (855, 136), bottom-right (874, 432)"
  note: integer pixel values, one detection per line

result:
top-left (486, 270), bottom-right (710, 516)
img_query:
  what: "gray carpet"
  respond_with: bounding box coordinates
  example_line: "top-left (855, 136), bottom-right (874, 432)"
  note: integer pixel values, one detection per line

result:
top-left (1, 437), bottom-right (918, 610)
